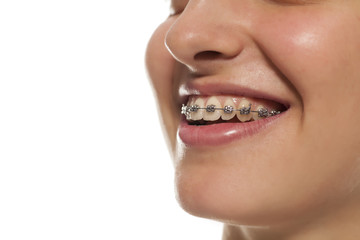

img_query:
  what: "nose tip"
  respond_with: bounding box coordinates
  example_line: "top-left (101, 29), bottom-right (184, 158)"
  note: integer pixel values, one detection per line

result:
top-left (165, 8), bottom-right (245, 71)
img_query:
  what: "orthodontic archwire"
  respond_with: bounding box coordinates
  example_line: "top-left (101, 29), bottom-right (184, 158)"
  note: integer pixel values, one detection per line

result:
top-left (181, 103), bottom-right (281, 119)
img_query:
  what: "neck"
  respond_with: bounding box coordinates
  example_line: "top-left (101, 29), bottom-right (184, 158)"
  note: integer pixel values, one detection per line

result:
top-left (222, 198), bottom-right (360, 240)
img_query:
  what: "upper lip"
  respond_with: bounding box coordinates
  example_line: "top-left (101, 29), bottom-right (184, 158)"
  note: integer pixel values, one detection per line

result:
top-left (178, 77), bottom-right (291, 109)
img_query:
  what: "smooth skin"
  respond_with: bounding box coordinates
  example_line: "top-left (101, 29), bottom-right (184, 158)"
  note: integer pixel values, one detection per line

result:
top-left (146, 0), bottom-right (360, 239)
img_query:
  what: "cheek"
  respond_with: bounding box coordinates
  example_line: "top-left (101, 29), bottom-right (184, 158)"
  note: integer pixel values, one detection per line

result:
top-left (257, 9), bottom-right (360, 99)
top-left (257, 9), bottom-right (360, 149)
top-left (146, 20), bottom-right (179, 151)
top-left (256, 9), bottom-right (360, 195)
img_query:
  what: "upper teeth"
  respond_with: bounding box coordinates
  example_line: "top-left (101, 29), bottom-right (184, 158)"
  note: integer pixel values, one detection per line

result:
top-left (224, 105), bottom-right (234, 114)
top-left (181, 96), bottom-right (282, 122)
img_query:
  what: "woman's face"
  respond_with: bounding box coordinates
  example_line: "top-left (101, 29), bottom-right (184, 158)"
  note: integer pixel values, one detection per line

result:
top-left (146, 0), bottom-right (360, 226)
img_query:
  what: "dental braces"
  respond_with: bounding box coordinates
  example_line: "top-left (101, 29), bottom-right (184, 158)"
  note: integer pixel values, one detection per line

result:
top-left (181, 104), bottom-right (281, 119)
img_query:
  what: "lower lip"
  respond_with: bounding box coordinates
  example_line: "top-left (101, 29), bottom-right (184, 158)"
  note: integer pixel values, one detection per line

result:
top-left (178, 113), bottom-right (285, 146)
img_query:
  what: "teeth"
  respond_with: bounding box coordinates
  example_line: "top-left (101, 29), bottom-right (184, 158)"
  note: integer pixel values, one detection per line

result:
top-left (252, 105), bottom-right (266, 121)
top-left (182, 96), bottom-right (283, 122)
top-left (236, 99), bottom-right (252, 122)
top-left (203, 96), bottom-right (221, 121)
top-left (190, 98), bottom-right (205, 121)
top-left (221, 98), bottom-right (236, 120)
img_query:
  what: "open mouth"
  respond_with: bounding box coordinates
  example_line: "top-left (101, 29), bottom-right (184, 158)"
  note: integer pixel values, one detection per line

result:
top-left (181, 95), bottom-right (288, 126)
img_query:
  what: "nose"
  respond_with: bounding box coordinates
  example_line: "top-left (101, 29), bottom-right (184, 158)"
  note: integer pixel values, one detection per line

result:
top-left (165, 0), bottom-right (247, 72)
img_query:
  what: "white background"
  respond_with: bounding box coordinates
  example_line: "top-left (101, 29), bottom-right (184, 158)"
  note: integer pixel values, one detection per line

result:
top-left (0, 0), bottom-right (222, 239)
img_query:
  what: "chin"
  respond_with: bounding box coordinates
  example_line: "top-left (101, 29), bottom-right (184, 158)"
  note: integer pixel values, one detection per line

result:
top-left (173, 146), bottom-right (348, 227)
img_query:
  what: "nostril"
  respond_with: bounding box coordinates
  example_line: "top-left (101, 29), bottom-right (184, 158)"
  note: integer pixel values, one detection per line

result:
top-left (194, 51), bottom-right (223, 60)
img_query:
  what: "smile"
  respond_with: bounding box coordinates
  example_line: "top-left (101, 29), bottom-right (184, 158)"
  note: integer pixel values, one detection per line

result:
top-left (181, 96), bottom-right (285, 124)
top-left (178, 95), bottom-right (289, 146)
